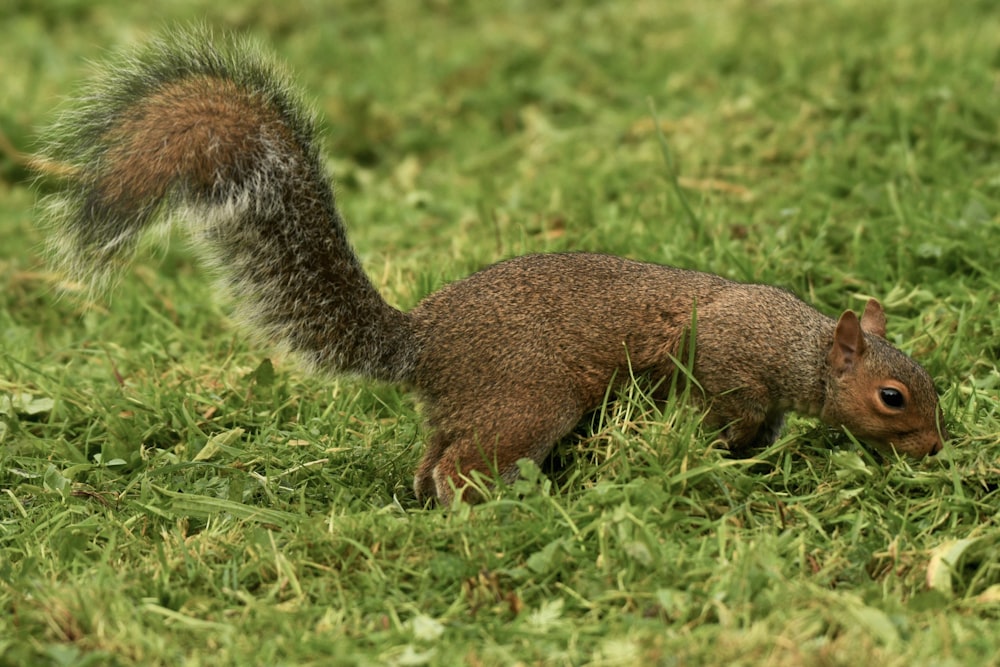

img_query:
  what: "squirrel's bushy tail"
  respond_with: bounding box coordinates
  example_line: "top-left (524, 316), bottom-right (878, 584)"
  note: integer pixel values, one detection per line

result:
top-left (41, 28), bottom-right (416, 382)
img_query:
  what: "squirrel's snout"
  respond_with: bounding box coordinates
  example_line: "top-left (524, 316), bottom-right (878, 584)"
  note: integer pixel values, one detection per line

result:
top-left (929, 426), bottom-right (948, 456)
top-left (928, 414), bottom-right (949, 456)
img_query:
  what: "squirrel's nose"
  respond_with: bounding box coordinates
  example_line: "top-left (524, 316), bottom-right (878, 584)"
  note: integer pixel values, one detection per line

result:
top-left (928, 430), bottom-right (947, 456)
top-left (929, 408), bottom-right (949, 456)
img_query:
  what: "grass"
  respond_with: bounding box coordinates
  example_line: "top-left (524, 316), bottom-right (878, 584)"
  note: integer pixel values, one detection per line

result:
top-left (2, 0), bottom-right (999, 664)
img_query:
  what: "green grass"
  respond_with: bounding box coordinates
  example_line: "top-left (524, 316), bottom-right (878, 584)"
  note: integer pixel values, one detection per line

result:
top-left (2, 0), bottom-right (999, 664)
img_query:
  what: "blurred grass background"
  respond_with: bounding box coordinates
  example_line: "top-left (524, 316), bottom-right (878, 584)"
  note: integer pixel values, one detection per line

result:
top-left (1, 1), bottom-right (999, 665)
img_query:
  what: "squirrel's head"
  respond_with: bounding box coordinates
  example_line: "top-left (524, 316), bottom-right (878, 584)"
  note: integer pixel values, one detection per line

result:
top-left (820, 299), bottom-right (947, 458)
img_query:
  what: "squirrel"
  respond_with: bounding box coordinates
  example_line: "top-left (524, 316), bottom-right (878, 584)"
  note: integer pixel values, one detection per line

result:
top-left (38, 30), bottom-right (947, 504)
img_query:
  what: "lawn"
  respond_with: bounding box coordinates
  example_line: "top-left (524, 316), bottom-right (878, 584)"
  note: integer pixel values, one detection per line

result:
top-left (2, 1), bottom-right (999, 665)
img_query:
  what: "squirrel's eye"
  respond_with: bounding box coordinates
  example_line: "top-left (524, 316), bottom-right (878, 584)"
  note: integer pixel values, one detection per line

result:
top-left (879, 387), bottom-right (906, 409)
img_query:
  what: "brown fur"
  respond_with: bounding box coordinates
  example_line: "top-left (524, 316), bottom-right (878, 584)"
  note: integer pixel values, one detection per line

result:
top-left (40, 33), bottom-right (947, 505)
top-left (409, 254), bottom-right (945, 502)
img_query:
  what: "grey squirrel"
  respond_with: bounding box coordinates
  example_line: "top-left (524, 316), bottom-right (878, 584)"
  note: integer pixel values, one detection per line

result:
top-left (39, 30), bottom-right (947, 504)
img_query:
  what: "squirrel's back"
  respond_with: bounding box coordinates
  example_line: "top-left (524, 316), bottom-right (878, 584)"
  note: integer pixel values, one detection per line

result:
top-left (412, 253), bottom-right (728, 402)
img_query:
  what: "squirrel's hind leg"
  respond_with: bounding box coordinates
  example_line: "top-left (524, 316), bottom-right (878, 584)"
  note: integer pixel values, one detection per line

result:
top-left (414, 390), bottom-right (585, 505)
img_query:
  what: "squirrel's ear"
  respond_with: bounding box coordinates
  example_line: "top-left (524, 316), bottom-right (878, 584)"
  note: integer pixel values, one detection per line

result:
top-left (830, 309), bottom-right (867, 375)
top-left (860, 298), bottom-right (887, 338)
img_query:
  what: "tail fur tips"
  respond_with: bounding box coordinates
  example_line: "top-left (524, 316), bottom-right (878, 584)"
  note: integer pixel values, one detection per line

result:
top-left (39, 28), bottom-right (320, 289)
top-left (37, 29), bottom-right (416, 382)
